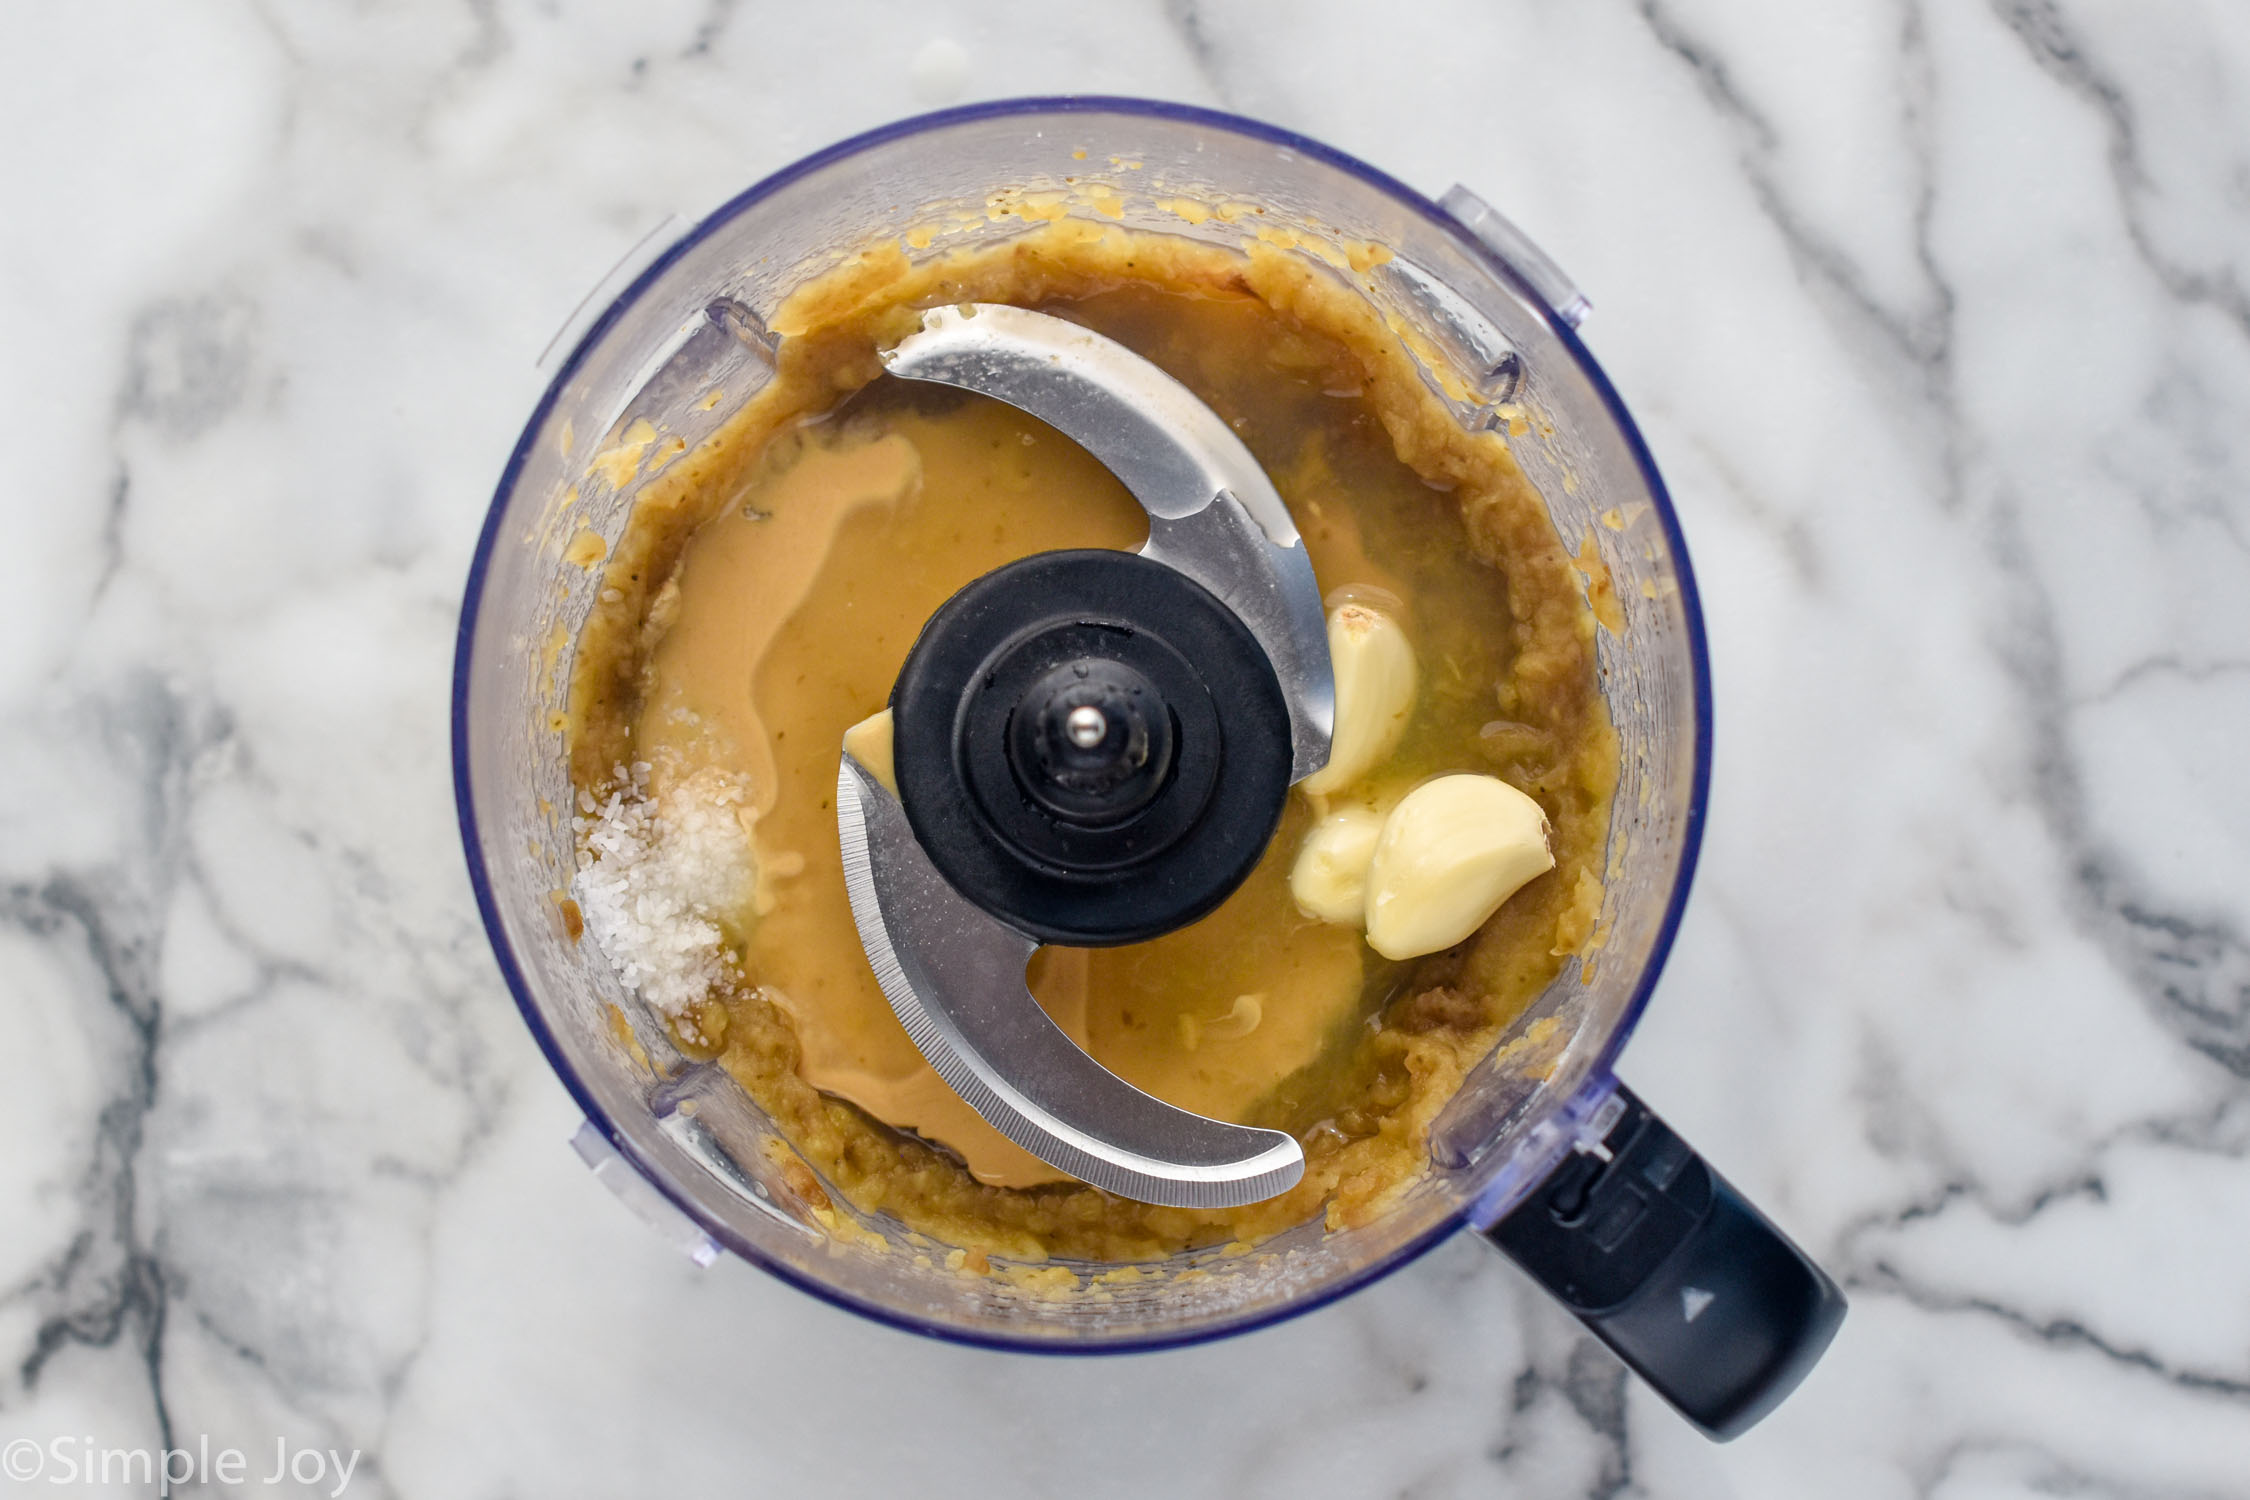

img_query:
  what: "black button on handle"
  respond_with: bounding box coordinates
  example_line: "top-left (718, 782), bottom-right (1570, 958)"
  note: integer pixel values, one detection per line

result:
top-left (1485, 1082), bottom-right (1845, 1441)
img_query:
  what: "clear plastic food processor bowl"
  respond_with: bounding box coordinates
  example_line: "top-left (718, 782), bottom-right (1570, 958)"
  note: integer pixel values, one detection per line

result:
top-left (454, 99), bottom-right (1709, 1350)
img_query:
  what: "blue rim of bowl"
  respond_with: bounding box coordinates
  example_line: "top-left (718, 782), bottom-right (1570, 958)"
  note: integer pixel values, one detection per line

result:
top-left (451, 95), bottom-right (1712, 1355)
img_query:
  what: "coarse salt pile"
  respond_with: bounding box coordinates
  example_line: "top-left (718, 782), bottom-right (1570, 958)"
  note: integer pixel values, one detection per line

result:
top-left (572, 760), bottom-right (757, 1016)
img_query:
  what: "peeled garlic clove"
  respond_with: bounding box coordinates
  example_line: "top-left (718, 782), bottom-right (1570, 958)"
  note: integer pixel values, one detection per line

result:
top-left (1364, 774), bottom-right (1555, 961)
top-left (1290, 805), bottom-right (1386, 926)
top-left (1299, 602), bottom-right (1416, 797)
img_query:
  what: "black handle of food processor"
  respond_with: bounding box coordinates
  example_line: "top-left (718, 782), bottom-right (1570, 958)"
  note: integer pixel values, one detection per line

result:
top-left (1484, 1083), bottom-right (1845, 1441)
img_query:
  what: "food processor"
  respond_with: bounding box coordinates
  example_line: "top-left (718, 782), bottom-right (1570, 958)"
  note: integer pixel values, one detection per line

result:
top-left (453, 98), bottom-right (1844, 1440)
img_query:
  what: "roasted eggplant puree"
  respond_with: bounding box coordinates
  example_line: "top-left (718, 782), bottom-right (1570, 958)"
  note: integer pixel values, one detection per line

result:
top-left (565, 215), bottom-right (1616, 1262)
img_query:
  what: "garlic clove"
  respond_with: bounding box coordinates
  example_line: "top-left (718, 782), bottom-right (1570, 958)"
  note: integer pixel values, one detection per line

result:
top-left (1299, 601), bottom-right (1416, 797)
top-left (1289, 805), bottom-right (1386, 926)
top-left (1363, 774), bottom-right (1555, 961)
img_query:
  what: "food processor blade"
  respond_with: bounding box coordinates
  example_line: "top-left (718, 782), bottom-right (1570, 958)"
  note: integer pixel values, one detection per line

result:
top-left (882, 304), bottom-right (1334, 780)
top-left (836, 754), bottom-right (1305, 1207)
top-left (829, 305), bottom-right (1339, 1204)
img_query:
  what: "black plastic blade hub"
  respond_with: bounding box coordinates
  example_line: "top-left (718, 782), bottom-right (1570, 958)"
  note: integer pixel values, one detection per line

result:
top-left (890, 549), bottom-right (1290, 946)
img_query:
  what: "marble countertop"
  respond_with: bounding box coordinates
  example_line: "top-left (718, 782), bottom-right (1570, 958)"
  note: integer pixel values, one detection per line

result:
top-left (5, 2), bottom-right (2247, 1495)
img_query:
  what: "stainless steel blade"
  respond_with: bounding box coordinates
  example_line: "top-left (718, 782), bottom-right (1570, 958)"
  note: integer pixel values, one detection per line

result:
top-left (837, 753), bottom-right (1305, 1208)
top-left (882, 302), bottom-right (1333, 782)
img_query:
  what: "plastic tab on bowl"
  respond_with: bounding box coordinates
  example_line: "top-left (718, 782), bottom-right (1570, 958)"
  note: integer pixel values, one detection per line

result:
top-left (1437, 186), bottom-right (1591, 329)
top-left (538, 213), bottom-right (691, 371)
top-left (570, 1119), bottom-right (722, 1267)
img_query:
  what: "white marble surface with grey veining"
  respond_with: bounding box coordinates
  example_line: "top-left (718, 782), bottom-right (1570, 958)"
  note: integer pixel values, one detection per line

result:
top-left (4, 2), bottom-right (2248, 1495)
